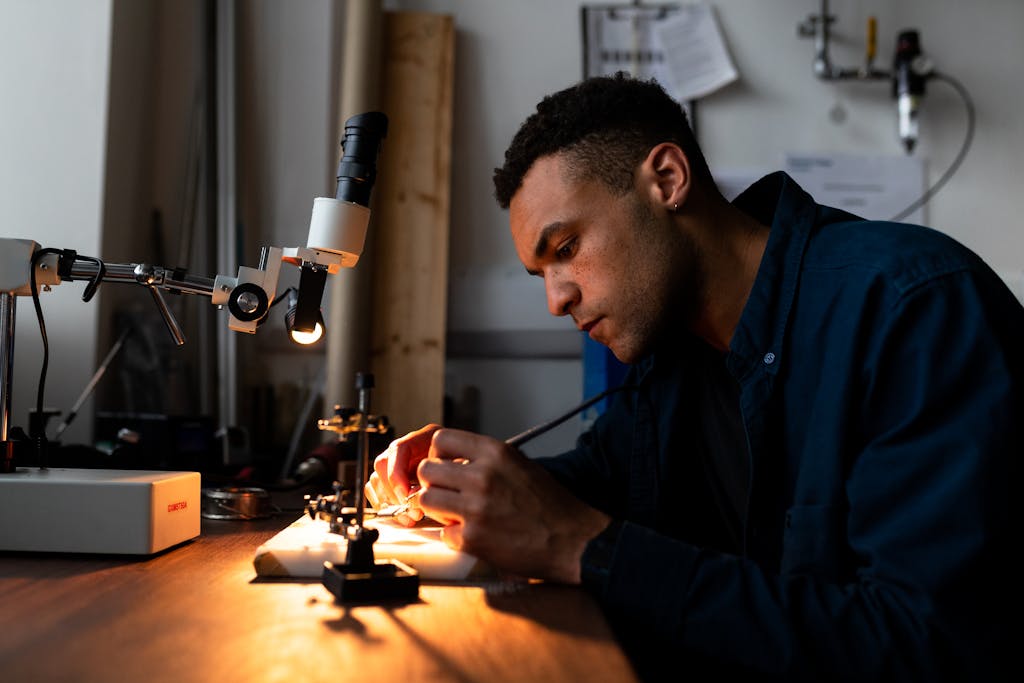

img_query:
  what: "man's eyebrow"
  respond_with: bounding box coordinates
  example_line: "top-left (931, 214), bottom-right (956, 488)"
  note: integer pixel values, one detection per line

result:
top-left (534, 222), bottom-right (564, 260)
top-left (524, 221), bottom-right (565, 276)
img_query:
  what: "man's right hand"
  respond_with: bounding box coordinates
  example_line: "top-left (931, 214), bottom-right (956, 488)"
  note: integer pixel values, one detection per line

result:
top-left (364, 423), bottom-right (441, 526)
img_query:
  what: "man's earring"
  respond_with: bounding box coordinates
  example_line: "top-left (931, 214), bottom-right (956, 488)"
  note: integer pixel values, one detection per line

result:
top-left (673, 202), bottom-right (679, 212)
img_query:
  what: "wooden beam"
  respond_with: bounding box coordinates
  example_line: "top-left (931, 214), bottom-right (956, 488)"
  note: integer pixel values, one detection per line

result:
top-left (370, 11), bottom-right (454, 434)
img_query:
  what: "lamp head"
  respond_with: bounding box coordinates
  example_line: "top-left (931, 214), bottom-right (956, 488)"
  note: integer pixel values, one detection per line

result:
top-left (284, 287), bottom-right (325, 345)
top-left (285, 307), bottom-right (325, 345)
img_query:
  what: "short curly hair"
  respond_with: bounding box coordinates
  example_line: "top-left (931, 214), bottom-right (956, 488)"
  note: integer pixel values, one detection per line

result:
top-left (493, 73), bottom-right (713, 209)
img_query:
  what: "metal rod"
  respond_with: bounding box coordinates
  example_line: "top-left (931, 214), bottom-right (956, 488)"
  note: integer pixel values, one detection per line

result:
top-left (217, 0), bottom-right (240, 437)
top-left (53, 327), bottom-right (132, 440)
top-left (813, 0), bottom-right (833, 78)
top-left (354, 373), bottom-right (372, 528)
top-left (1, 294), bottom-right (15, 444)
top-left (64, 261), bottom-right (216, 298)
top-left (148, 287), bottom-right (187, 346)
top-left (503, 385), bottom-right (632, 448)
top-left (801, 0), bottom-right (888, 82)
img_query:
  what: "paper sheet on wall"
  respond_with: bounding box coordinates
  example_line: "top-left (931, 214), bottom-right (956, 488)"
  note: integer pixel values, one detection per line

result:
top-left (582, 4), bottom-right (689, 109)
top-left (583, 3), bottom-right (737, 103)
top-left (784, 152), bottom-right (927, 225)
top-left (654, 3), bottom-right (738, 100)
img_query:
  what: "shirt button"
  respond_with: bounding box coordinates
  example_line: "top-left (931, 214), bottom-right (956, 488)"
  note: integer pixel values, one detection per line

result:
top-left (763, 352), bottom-right (776, 365)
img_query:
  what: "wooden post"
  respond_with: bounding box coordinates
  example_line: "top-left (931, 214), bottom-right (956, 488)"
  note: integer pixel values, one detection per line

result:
top-left (370, 12), bottom-right (455, 434)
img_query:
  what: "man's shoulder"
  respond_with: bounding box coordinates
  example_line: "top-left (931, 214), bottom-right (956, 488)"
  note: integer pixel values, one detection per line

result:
top-left (804, 217), bottom-right (987, 296)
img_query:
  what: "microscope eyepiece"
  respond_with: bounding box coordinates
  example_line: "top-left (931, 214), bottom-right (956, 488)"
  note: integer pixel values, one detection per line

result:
top-left (335, 112), bottom-right (389, 208)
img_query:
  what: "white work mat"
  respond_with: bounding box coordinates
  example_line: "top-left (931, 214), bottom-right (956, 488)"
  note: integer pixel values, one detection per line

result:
top-left (253, 514), bottom-right (486, 581)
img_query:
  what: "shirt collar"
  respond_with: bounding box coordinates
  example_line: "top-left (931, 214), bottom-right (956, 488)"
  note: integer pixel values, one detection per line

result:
top-left (727, 171), bottom-right (818, 379)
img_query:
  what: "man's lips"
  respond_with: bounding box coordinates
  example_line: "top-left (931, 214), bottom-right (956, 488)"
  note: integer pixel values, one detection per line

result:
top-left (578, 318), bottom-right (601, 334)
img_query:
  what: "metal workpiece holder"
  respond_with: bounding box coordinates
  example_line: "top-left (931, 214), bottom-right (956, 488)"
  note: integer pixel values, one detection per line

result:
top-left (1, 293), bottom-right (17, 472)
top-left (307, 372), bottom-right (420, 604)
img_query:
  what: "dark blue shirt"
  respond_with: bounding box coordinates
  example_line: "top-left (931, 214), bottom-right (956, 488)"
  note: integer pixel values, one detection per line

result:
top-left (541, 172), bottom-right (1020, 682)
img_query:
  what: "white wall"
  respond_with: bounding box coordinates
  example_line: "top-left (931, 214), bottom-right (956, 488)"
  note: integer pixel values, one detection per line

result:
top-left (0, 0), bottom-right (112, 445)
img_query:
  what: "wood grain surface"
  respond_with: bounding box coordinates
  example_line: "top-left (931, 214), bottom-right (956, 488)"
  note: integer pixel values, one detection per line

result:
top-left (0, 515), bottom-right (638, 683)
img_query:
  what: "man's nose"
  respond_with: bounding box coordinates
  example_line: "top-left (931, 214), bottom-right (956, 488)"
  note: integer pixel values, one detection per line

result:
top-left (545, 274), bottom-right (578, 317)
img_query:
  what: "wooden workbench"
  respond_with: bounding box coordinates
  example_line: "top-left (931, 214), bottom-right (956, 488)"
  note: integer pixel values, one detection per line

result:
top-left (0, 513), bottom-right (639, 682)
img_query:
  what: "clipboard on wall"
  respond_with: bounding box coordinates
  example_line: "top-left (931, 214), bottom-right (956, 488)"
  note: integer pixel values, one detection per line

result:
top-left (581, 2), bottom-right (697, 137)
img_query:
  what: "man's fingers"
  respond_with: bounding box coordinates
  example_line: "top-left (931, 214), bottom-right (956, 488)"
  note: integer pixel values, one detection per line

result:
top-left (389, 423), bottom-right (441, 497)
top-left (417, 481), bottom-right (463, 526)
top-left (364, 480), bottom-right (380, 509)
top-left (370, 448), bottom-right (401, 505)
top-left (429, 427), bottom-right (510, 465)
top-left (366, 469), bottom-right (399, 509)
top-left (429, 428), bottom-right (480, 462)
top-left (393, 506), bottom-right (425, 527)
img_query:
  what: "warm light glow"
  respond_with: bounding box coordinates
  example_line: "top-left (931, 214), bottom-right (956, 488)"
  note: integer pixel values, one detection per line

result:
top-left (289, 321), bottom-right (324, 345)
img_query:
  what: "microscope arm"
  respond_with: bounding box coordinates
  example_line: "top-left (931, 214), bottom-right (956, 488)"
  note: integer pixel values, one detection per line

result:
top-left (62, 257), bottom-right (216, 346)
top-left (31, 239), bottom-right (353, 345)
top-left (32, 246), bottom-right (285, 345)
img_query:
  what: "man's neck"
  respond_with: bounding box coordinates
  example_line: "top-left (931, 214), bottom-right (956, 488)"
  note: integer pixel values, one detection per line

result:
top-left (688, 200), bottom-right (770, 352)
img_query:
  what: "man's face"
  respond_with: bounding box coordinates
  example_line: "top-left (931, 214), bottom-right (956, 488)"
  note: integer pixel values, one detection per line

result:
top-left (509, 153), bottom-right (697, 364)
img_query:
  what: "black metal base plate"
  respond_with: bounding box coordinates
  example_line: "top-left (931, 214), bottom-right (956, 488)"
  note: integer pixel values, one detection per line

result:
top-left (321, 558), bottom-right (420, 604)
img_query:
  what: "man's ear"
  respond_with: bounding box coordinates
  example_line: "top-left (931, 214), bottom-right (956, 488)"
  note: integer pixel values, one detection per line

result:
top-left (639, 142), bottom-right (691, 212)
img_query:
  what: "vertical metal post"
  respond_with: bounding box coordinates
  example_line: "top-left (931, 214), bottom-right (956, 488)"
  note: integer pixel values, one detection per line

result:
top-left (813, 0), bottom-right (834, 78)
top-left (353, 372), bottom-right (373, 527)
top-left (216, 0), bottom-right (239, 445)
top-left (1, 293), bottom-right (16, 472)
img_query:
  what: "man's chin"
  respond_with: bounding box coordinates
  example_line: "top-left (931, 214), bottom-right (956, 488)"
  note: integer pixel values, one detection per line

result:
top-left (605, 331), bottom-right (665, 364)
top-left (606, 342), bottom-right (640, 365)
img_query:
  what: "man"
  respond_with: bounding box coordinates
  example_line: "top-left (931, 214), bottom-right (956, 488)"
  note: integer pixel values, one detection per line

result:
top-left (366, 73), bottom-right (1017, 681)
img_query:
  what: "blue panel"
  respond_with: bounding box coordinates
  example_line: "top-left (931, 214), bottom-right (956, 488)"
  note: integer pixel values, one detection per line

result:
top-left (581, 334), bottom-right (629, 419)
